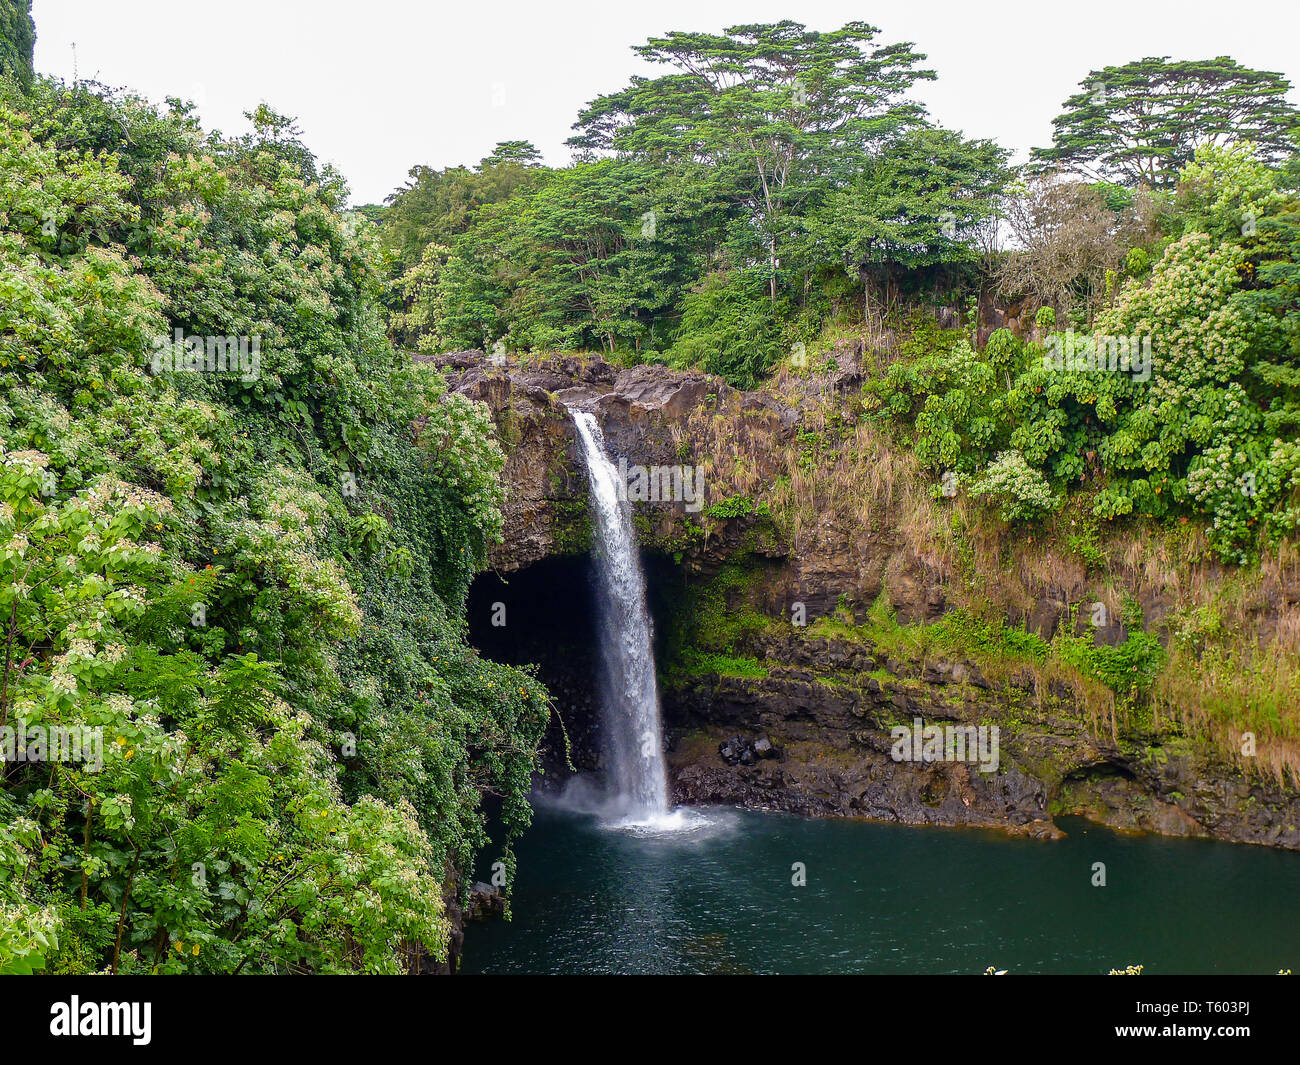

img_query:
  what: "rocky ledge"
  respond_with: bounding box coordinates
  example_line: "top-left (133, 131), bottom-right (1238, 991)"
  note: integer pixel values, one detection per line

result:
top-left (664, 632), bottom-right (1300, 849)
top-left (423, 349), bottom-right (797, 574)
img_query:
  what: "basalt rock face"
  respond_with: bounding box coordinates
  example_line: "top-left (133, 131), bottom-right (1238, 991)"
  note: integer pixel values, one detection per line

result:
top-left (426, 352), bottom-right (731, 571)
top-left (425, 352), bottom-right (590, 572)
top-left (437, 350), bottom-right (1300, 851)
top-left (429, 350), bottom-right (939, 618)
top-left (663, 632), bottom-right (1300, 850)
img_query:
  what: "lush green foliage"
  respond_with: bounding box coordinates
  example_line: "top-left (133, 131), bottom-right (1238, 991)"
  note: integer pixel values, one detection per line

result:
top-left (808, 127), bottom-right (1007, 318)
top-left (1053, 603), bottom-right (1166, 709)
top-left (0, 0), bottom-right (34, 87)
top-left (431, 158), bottom-right (720, 355)
top-left (868, 331), bottom-right (1016, 475)
top-left (967, 450), bottom-right (1061, 522)
top-left (377, 143), bottom-right (545, 347)
top-left (0, 79), bottom-right (546, 974)
top-left (703, 494), bottom-right (773, 521)
top-left (383, 21), bottom-right (1005, 382)
top-left (667, 271), bottom-right (785, 387)
top-left (873, 144), bottom-right (1300, 563)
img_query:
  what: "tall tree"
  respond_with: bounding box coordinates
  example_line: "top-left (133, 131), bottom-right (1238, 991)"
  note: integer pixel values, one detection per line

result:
top-left (568, 20), bottom-right (935, 304)
top-left (0, 0), bottom-right (35, 86)
top-left (480, 139), bottom-right (542, 168)
top-left (431, 158), bottom-right (717, 354)
top-left (808, 126), bottom-right (1008, 323)
top-left (1033, 57), bottom-right (1300, 189)
top-left (381, 141), bottom-right (544, 268)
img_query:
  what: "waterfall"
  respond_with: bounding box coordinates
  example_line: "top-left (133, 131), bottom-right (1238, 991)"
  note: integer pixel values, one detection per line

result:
top-left (569, 409), bottom-right (670, 820)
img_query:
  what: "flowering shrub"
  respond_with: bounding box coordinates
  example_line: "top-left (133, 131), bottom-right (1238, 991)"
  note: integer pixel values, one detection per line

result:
top-left (966, 450), bottom-right (1061, 522)
top-left (0, 86), bottom-right (546, 974)
top-left (875, 142), bottom-right (1300, 561)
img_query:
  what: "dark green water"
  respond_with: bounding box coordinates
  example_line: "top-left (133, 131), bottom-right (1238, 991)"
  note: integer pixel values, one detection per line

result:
top-left (463, 804), bottom-right (1300, 974)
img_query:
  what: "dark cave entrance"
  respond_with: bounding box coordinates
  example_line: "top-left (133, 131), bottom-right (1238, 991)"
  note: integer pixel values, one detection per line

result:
top-left (466, 552), bottom-right (685, 789)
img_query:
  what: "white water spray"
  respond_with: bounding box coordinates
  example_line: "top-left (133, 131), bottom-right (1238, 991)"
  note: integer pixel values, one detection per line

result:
top-left (569, 409), bottom-right (670, 822)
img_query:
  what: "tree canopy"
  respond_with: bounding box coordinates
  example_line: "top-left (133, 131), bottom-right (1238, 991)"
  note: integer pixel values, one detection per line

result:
top-left (380, 21), bottom-right (1006, 384)
top-left (1033, 57), bottom-right (1300, 188)
top-left (569, 20), bottom-right (936, 302)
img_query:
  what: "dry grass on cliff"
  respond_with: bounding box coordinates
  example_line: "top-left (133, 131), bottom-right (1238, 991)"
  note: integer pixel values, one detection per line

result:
top-left (967, 507), bottom-right (1300, 783)
top-left (687, 370), bottom-right (959, 575)
top-left (1089, 527), bottom-right (1300, 785)
top-left (1151, 548), bottom-right (1300, 787)
top-left (1157, 654), bottom-right (1300, 787)
top-left (684, 354), bottom-right (1300, 785)
top-left (975, 511), bottom-right (1300, 785)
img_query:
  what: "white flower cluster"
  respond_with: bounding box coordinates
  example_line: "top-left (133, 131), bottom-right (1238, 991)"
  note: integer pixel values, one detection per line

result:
top-left (2, 449), bottom-right (51, 473)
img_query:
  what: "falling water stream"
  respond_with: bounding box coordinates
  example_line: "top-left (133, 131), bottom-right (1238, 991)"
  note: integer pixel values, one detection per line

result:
top-left (569, 409), bottom-right (672, 825)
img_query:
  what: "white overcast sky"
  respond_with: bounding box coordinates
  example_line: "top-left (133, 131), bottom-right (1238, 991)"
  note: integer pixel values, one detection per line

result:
top-left (30, 0), bottom-right (1300, 206)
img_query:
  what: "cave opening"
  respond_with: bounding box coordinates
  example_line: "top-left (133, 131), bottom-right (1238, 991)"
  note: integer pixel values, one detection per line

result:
top-left (467, 552), bottom-right (686, 790)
